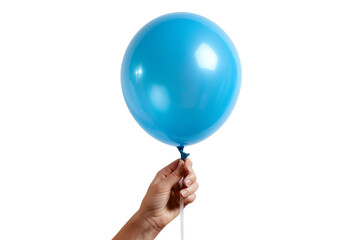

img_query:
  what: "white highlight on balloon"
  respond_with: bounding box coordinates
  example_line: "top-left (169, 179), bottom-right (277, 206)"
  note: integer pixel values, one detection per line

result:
top-left (135, 67), bottom-right (143, 83)
top-left (135, 67), bottom-right (143, 75)
top-left (149, 85), bottom-right (170, 111)
top-left (195, 43), bottom-right (218, 71)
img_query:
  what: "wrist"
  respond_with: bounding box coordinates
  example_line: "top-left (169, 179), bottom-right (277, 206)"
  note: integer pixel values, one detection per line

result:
top-left (113, 208), bottom-right (162, 240)
top-left (133, 209), bottom-right (162, 239)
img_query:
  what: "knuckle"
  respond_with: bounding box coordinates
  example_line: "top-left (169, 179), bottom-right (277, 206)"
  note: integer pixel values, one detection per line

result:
top-left (194, 182), bottom-right (199, 191)
top-left (170, 171), bottom-right (178, 178)
top-left (192, 173), bottom-right (197, 181)
top-left (186, 158), bottom-right (192, 166)
top-left (152, 181), bottom-right (164, 191)
top-left (189, 193), bottom-right (196, 202)
top-left (151, 182), bottom-right (159, 190)
top-left (155, 171), bottom-right (163, 178)
top-left (186, 173), bottom-right (196, 182)
top-left (168, 172), bottom-right (179, 182)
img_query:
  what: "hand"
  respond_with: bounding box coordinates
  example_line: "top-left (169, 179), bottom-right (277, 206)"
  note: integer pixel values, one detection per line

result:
top-left (113, 158), bottom-right (198, 240)
top-left (139, 158), bottom-right (199, 232)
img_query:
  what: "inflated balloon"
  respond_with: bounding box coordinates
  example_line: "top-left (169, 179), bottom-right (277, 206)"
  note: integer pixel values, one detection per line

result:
top-left (121, 12), bottom-right (241, 147)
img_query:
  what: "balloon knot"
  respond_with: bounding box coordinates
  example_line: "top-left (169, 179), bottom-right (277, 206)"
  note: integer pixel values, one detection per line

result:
top-left (177, 146), bottom-right (190, 160)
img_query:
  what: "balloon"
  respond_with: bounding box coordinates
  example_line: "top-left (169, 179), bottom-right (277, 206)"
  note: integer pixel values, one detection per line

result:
top-left (121, 13), bottom-right (241, 147)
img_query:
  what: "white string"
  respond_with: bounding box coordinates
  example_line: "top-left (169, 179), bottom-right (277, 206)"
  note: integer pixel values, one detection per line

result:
top-left (179, 177), bottom-right (184, 240)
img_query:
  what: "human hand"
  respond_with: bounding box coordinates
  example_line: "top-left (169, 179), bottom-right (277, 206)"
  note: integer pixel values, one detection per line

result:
top-left (113, 158), bottom-right (198, 240)
top-left (138, 158), bottom-right (199, 232)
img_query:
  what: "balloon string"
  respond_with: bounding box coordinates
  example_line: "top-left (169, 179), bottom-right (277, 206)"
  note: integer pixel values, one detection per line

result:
top-left (179, 177), bottom-right (184, 240)
top-left (177, 146), bottom-right (189, 240)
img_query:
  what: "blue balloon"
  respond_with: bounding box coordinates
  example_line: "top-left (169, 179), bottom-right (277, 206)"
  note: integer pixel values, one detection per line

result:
top-left (121, 13), bottom-right (241, 147)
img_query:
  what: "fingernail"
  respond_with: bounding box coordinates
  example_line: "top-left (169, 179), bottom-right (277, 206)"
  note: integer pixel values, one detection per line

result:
top-left (185, 180), bottom-right (191, 187)
top-left (181, 190), bottom-right (188, 197)
top-left (187, 164), bottom-right (192, 172)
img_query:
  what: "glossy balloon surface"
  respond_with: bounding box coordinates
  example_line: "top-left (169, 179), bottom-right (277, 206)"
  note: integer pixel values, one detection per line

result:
top-left (121, 13), bottom-right (241, 146)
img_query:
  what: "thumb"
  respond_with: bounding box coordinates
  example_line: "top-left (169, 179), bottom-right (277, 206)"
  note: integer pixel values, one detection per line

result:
top-left (164, 160), bottom-right (185, 187)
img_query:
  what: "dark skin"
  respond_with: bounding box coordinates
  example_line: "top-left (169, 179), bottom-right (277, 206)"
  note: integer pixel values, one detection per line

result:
top-left (113, 158), bottom-right (198, 240)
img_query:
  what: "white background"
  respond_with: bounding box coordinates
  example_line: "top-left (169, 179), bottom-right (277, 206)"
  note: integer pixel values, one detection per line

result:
top-left (1, 0), bottom-right (359, 239)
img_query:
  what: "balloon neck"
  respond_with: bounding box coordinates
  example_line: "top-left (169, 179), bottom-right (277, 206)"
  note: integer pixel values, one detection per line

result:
top-left (177, 146), bottom-right (190, 160)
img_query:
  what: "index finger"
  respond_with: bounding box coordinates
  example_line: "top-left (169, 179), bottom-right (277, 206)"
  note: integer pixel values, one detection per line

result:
top-left (157, 158), bottom-right (181, 178)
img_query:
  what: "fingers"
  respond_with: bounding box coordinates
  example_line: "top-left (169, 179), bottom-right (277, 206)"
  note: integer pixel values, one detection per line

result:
top-left (182, 158), bottom-right (196, 188)
top-left (184, 158), bottom-right (193, 173)
top-left (163, 160), bottom-right (185, 187)
top-left (183, 171), bottom-right (196, 188)
top-left (184, 193), bottom-right (196, 206)
top-left (156, 158), bottom-right (192, 180)
top-left (156, 159), bottom-right (182, 178)
top-left (180, 181), bottom-right (199, 198)
top-left (155, 158), bottom-right (196, 192)
top-left (181, 159), bottom-right (198, 207)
